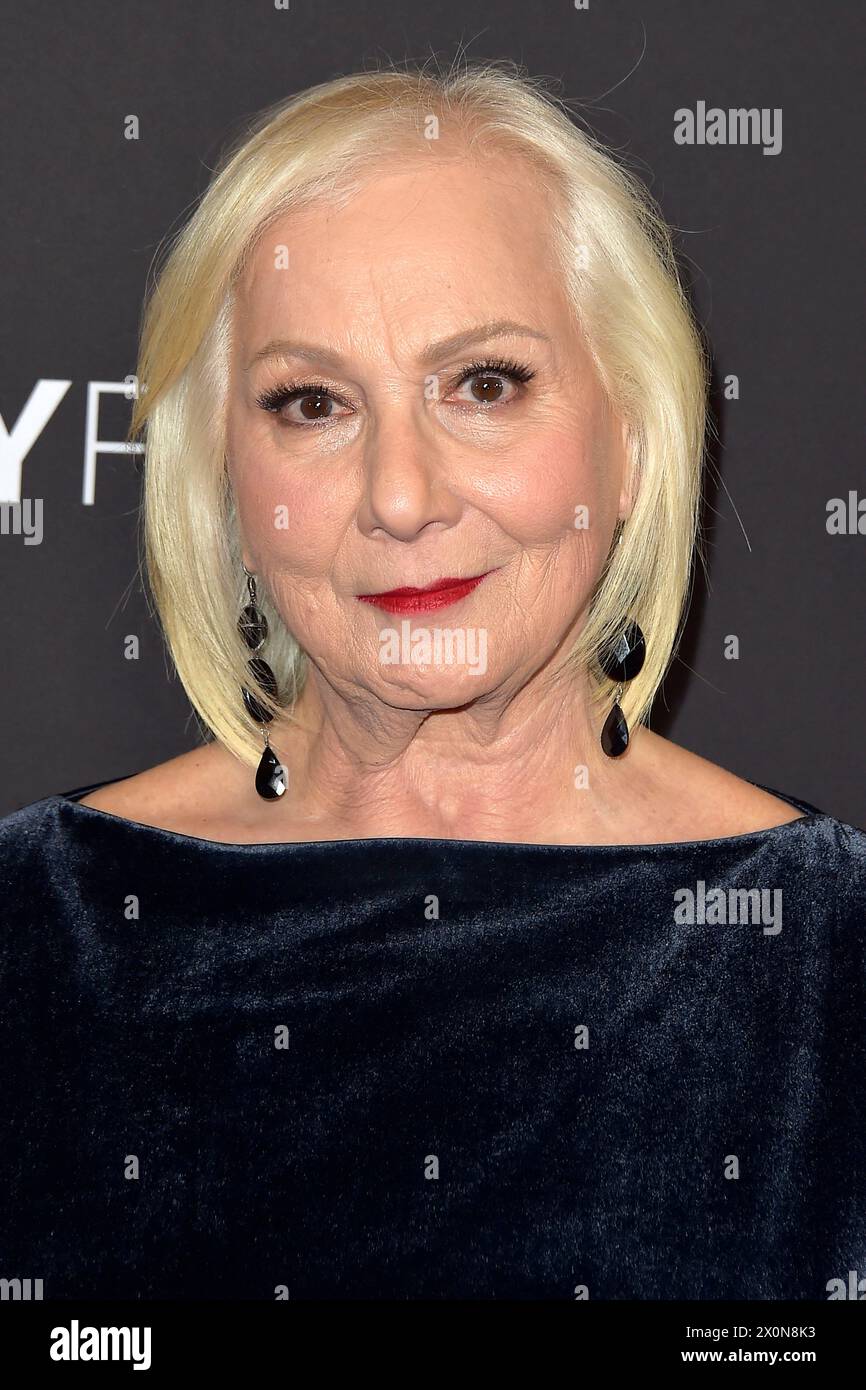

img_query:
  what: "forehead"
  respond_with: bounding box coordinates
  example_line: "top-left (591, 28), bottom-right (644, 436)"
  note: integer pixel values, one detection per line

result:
top-left (234, 154), bottom-right (576, 352)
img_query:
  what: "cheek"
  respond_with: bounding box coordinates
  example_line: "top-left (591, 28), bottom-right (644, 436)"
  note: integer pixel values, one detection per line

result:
top-left (231, 456), bottom-right (351, 579)
top-left (473, 430), bottom-right (602, 545)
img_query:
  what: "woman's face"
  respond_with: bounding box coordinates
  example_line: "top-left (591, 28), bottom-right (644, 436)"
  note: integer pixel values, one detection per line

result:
top-left (227, 152), bottom-right (630, 709)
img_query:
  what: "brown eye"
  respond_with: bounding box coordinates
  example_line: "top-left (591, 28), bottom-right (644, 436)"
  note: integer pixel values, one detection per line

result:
top-left (447, 357), bottom-right (536, 408)
top-left (255, 382), bottom-right (352, 427)
top-left (297, 392), bottom-right (334, 421)
top-left (470, 374), bottom-right (505, 404)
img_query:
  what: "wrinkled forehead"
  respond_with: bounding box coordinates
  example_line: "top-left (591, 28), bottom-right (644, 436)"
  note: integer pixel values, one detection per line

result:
top-left (231, 154), bottom-right (579, 367)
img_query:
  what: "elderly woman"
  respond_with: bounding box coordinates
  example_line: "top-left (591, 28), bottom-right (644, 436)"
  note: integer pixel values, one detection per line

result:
top-left (1, 61), bottom-right (864, 1302)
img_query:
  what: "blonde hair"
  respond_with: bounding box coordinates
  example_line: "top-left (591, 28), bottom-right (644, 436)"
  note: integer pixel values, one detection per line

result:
top-left (130, 57), bottom-right (709, 770)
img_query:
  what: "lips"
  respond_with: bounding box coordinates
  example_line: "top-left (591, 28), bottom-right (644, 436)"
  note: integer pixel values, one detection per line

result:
top-left (357, 571), bottom-right (494, 615)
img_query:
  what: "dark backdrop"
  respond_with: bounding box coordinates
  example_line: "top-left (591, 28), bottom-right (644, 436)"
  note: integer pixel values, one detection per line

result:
top-left (1, 0), bottom-right (863, 825)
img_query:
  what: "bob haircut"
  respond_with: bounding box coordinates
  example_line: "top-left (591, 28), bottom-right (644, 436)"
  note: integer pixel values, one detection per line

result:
top-left (130, 57), bottom-right (709, 771)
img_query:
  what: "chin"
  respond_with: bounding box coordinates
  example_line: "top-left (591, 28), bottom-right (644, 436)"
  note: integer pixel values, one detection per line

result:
top-left (373, 620), bottom-right (491, 687)
top-left (372, 669), bottom-right (495, 709)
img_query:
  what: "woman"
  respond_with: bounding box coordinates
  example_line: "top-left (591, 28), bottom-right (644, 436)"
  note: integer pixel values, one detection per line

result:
top-left (2, 60), bottom-right (863, 1301)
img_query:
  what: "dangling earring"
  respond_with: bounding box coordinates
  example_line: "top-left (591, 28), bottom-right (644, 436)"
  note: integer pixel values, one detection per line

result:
top-left (597, 619), bottom-right (646, 757)
top-left (238, 564), bottom-right (288, 800)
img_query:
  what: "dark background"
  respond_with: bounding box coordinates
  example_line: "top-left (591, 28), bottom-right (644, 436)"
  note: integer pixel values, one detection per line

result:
top-left (1, 0), bottom-right (863, 825)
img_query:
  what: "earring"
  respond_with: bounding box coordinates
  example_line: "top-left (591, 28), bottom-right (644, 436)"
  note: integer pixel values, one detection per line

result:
top-left (238, 564), bottom-right (288, 800)
top-left (597, 620), bottom-right (646, 758)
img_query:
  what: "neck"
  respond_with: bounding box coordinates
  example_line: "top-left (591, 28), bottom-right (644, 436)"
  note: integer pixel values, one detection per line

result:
top-left (266, 660), bottom-right (645, 843)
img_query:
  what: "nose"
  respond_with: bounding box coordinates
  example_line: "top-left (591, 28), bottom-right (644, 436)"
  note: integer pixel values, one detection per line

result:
top-left (356, 410), bottom-right (463, 542)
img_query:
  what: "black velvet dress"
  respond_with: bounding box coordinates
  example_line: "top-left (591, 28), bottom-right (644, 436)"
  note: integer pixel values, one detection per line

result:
top-left (0, 777), bottom-right (864, 1301)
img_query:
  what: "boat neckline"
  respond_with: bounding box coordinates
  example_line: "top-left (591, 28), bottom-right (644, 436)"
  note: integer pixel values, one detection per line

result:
top-left (44, 778), bottom-right (833, 854)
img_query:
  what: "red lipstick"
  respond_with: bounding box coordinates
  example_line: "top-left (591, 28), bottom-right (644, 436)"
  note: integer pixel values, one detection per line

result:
top-left (357, 571), bottom-right (495, 615)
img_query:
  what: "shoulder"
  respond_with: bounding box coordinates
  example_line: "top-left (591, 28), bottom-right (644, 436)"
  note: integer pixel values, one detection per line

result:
top-left (0, 795), bottom-right (85, 962)
top-left (76, 740), bottom-right (252, 840)
top-left (637, 728), bottom-right (866, 911)
top-left (627, 729), bottom-right (816, 840)
top-left (0, 792), bottom-right (59, 871)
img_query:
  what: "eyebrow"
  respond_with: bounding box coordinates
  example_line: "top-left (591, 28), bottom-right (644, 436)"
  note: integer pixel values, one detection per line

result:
top-left (245, 319), bottom-right (551, 373)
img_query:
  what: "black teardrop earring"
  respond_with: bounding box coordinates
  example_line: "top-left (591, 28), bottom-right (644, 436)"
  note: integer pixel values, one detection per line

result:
top-left (238, 564), bottom-right (288, 800)
top-left (597, 620), bottom-right (646, 758)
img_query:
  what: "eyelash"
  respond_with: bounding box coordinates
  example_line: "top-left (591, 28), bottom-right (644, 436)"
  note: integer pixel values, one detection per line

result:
top-left (254, 356), bottom-right (537, 425)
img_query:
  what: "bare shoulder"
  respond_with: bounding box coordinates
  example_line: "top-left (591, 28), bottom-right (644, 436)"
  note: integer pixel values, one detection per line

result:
top-left (76, 742), bottom-right (253, 840)
top-left (632, 729), bottom-right (808, 839)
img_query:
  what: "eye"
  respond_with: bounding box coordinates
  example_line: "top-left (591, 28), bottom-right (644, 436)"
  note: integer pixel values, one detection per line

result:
top-left (254, 381), bottom-right (353, 427)
top-left (254, 355), bottom-right (537, 428)
top-left (446, 357), bottom-right (536, 406)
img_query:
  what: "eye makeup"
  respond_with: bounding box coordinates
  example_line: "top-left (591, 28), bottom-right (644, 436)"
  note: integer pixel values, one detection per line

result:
top-left (254, 356), bottom-right (537, 426)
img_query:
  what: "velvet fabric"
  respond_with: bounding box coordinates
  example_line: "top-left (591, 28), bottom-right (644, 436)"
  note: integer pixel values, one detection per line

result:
top-left (0, 777), bottom-right (864, 1301)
